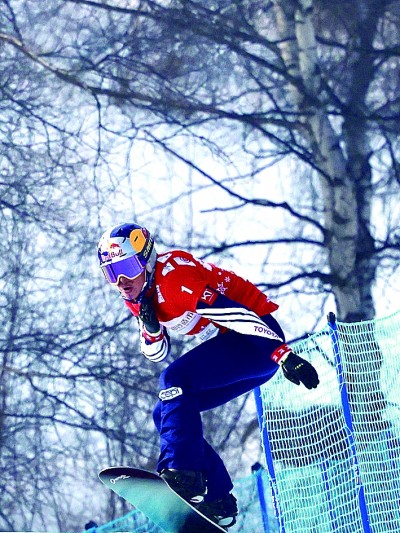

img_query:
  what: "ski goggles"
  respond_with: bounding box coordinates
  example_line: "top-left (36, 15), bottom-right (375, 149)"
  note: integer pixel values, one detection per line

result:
top-left (101, 255), bottom-right (145, 285)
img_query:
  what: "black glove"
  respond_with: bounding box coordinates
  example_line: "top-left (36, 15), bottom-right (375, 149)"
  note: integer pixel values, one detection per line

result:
top-left (139, 296), bottom-right (160, 334)
top-left (281, 352), bottom-right (319, 390)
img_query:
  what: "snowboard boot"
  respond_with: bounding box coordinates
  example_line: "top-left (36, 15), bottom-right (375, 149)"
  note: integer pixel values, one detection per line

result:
top-left (160, 468), bottom-right (207, 505)
top-left (197, 493), bottom-right (238, 529)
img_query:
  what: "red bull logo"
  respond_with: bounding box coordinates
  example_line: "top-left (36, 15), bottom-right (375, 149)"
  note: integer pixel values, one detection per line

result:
top-left (108, 242), bottom-right (126, 259)
top-left (99, 242), bottom-right (126, 264)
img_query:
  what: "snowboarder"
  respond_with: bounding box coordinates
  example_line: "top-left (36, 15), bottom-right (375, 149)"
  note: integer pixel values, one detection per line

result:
top-left (97, 222), bottom-right (319, 529)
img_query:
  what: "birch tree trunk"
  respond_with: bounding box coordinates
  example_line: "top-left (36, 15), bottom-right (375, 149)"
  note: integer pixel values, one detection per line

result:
top-left (273, 0), bottom-right (388, 442)
top-left (273, 0), bottom-right (380, 322)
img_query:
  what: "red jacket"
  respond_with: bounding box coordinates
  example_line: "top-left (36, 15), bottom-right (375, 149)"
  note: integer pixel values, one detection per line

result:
top-left (126, 250), bottom-right (279, 350)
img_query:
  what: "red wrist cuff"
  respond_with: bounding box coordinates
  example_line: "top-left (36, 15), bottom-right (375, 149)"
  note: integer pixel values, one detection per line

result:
top-left (271, 343), bottom-right (292, 364)
top-left (142, 328), bottom-right (164, 343)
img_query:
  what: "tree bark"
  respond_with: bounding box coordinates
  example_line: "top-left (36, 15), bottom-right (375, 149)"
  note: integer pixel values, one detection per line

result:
top-left (274, 0), bottom-right (381, 322)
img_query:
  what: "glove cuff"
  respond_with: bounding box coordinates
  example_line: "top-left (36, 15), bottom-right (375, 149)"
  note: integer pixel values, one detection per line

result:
top-left (271, 343), bottom-right (292, 365)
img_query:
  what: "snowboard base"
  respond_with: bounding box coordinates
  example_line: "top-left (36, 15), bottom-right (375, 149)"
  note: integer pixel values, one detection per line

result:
top-left (99, 466), bottom-right (227, 533)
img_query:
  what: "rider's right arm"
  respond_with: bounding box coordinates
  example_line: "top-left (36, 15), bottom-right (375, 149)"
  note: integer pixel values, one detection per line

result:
top-left (137, 318), bottom-right (171, 363)
top-left (124, 300), bottom-right (170, 362)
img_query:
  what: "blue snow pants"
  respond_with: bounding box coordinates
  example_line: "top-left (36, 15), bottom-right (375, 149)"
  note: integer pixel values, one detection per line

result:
top-left (152, 314), bottom-right (284, 501)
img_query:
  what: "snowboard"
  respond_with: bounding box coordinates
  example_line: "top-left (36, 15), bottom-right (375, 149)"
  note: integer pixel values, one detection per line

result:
top-left (98, 466), bottom-right (228, 533)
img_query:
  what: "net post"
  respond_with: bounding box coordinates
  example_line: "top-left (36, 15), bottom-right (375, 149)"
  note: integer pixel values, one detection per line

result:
top-left (254, 386), bottom-right (286, 533)
top-left (251, 462), bottom-right (270, 533)
top-left (327, 312), bottom-right (372, 533)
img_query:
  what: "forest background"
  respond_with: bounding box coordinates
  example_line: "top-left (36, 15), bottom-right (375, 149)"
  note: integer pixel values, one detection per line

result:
top-left (1, 0), bottom-right (399, 531)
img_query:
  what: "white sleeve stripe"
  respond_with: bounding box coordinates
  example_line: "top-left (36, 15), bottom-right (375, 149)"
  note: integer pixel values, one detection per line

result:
top-left (197, 306), bottom-right (282, 341)
top-left (140, 337), bottom-right (169, 362)
top-left (147, 339), bottom-right (167, 355)
top-left (145, 347), bottom-right (168, 363)
top-left (198, 306), bottom-right (258, 316)
top-left (200, 314), bottom-right (265, 326)
top-left (197, 307), bottom-right (265, 324)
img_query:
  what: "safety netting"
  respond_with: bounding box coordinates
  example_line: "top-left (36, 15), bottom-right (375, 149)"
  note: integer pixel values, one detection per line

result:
top-left (258, 309), bottom-right (400, 533)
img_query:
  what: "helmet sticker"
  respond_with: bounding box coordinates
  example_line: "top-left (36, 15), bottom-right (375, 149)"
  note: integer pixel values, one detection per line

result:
top-left (108, 242), bottom-right (126, 260)
top-left (129, 228), bottom-right (147, 253)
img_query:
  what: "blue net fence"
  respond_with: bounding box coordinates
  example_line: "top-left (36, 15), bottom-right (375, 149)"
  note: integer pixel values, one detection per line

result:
top-left (87, 310), bottom-right (400, 533)
top-left (257, 309), bottom-right (400, 533)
